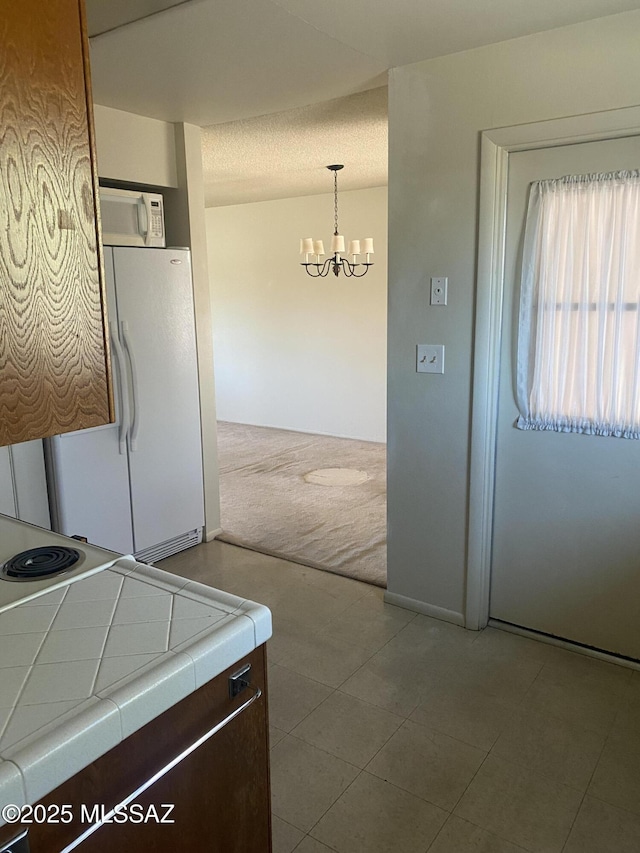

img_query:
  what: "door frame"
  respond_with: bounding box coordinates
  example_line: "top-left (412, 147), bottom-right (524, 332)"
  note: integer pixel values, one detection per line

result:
top-left (465, 105), bottom-right (640, 630)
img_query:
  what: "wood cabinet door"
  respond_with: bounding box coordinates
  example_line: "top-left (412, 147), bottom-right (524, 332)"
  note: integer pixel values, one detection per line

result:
top-left (0, 0), bottom-right (113, 446)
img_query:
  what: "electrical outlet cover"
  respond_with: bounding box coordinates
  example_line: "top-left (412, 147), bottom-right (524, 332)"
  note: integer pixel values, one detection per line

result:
top-left (430, 277), bottom-right (448, 305)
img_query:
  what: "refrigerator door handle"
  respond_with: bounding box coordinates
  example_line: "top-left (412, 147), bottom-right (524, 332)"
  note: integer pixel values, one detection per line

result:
top-left (137, 196), bottom-right (150, 245)
top-left (121, 320), bottom-right (141, 452)
top-left (110, 322), bottom-right (130, 455)
top-left (142, 194), bottom-right (154, 246)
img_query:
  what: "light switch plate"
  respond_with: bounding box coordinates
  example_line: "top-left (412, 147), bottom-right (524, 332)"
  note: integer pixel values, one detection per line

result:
top-left (430, 277), bottom-right (448, 305)
top-left (417, 344), bottom-right (445, 374)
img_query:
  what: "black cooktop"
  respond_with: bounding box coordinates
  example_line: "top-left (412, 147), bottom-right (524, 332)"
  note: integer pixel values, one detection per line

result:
top-left (0, 546), bottom-right (82, 582)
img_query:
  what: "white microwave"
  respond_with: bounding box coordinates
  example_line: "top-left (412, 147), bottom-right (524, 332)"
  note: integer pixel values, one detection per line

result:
top-left (99, 187), bottom-right (165, 247)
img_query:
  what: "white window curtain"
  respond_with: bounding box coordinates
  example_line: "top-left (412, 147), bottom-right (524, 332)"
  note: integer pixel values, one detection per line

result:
top-left (516, 169), bottom-right (640, 439)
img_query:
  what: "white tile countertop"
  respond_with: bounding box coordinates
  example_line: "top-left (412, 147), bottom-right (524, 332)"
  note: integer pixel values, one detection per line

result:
top-left (0, 558), bottom-right (272, 824)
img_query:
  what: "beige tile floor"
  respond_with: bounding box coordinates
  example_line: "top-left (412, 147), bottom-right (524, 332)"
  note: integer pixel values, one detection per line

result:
top-left (161, 541), bottom-right (640, 853)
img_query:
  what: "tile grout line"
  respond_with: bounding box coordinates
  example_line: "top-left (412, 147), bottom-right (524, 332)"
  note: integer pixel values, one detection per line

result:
top-left (558, 683), bottom-right (635, 851)
top-left (0, 586), bottom-right (73, 746)
top-left (27, 584), bottom-right (71, 668)
top-left (411, 651), bottom-right (551, 851)
top-left (89, 574), bottom-right (126, 695)
top-left (278, 643), bottom-right (470, 786)
top-left (272, 625), bottom-right (385, 697)
top-left (278, 727), bottom-right (472, 850)
top-left (272, 636), bottom-right (419, 742)
top-left (425, 811), bottom-right (532, 853)
top-left (272, 728), bottom-right (361, 844)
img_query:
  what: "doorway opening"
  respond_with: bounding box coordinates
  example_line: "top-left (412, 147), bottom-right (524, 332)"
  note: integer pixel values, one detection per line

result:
top-left (203, 89), bottom-right (388, 586)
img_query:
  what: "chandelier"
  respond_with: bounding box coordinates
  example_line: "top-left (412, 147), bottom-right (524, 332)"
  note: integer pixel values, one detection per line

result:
top-left (300, 165), bottom-right (374, 277)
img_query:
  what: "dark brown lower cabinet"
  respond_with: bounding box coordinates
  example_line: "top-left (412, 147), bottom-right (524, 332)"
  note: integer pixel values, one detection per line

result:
top-left (0, 645), bottom-right (271, 853)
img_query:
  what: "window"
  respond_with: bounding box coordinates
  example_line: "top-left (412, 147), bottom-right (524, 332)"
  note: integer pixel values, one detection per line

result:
top-left (516, 170), bottom-right (640, 439)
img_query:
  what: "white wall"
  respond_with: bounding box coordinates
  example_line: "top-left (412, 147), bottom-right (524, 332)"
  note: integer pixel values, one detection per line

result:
top-left (172, 124), bottom-right (222, 538)
top-left (206, 186), bottom-right (387, 442)
top-left (387, 11), bottom-right (640, 620)
top-left (93, 105), bottom-right (178, 187)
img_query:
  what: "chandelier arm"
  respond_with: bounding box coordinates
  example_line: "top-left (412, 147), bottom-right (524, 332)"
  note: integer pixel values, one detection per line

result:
top-left (348, 263), bottom-right (373, 278)
top-left (341, 258), bottom-right (354, 277)
top-left (302, 259), bottom-right (372, 278)
top-left (301, 258), bottom-right (332, 277)
top-left (341, 259), bottom-right (373, 278)
top-left (319, 257), bottom-right (332, 276)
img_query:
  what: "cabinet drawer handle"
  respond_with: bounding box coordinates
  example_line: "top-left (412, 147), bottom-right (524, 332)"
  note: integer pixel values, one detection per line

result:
top-left (59, 683), bottom-right (262, 852)
top-left (0, 828), bottom-right (28, 853)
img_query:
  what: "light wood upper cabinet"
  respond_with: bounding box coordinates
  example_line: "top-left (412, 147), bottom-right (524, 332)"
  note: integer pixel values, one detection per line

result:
top-left (0, 0), bottom-right (113, 446)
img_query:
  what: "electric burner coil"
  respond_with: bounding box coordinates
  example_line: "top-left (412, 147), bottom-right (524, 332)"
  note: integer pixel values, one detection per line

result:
top-left (0, 546), bottom-right (84, 582)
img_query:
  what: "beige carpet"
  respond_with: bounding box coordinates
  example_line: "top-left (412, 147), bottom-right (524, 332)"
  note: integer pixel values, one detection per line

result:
top-left (216, 421), bottom-right (387, 587)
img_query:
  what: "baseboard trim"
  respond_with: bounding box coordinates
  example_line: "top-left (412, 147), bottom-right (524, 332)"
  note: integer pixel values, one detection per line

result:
top-left (217, 419), bottom-right (385, 445)
top-left (383, 592), bottom-right (465, 627)
top-left (205, 527), bottom-right (223, 542)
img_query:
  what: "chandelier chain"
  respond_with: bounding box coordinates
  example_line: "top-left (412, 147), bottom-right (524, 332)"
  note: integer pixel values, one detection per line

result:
top-left (334, 169), bottom-right (339, 236)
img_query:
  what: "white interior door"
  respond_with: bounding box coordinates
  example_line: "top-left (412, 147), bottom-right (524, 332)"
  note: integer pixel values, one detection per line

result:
top-left (490, 135), bottom-right (640, 659)
top-left (113, 248), bottom-right (204, 553)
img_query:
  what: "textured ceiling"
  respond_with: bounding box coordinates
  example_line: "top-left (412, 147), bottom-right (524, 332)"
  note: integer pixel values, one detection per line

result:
top-left (85, 0), bottom-right (639, 206)
top-left (201, 88), bottom-right (388, 208)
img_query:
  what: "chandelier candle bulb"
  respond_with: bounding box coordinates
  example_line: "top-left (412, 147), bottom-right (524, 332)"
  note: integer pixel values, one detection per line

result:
top-left (331, 234), bottom-right (345, 253)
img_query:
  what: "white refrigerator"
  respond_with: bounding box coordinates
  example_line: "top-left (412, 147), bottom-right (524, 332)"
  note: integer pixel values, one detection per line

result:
top-left (47, 247), bottom-right (205, 562)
